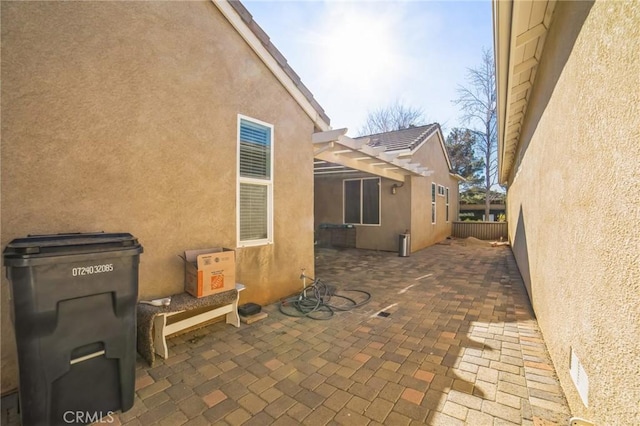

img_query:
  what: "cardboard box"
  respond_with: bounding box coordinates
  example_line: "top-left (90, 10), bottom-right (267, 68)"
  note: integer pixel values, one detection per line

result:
top-left (183, 247), bottom-right (236, 298)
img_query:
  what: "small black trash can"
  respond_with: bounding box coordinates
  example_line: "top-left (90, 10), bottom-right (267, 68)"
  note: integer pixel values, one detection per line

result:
top-left (398, 233), bottom-right (411, 257)
top-left (3, 233), bottom-right (143, 426)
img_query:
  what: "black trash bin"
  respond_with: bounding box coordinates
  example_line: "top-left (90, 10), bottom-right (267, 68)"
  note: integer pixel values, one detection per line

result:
top-left (3, 233), bottom-right (143, 426)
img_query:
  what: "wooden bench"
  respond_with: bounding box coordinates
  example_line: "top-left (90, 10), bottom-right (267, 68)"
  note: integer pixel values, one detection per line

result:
top-left (136, 283), bottom-right (244, 365)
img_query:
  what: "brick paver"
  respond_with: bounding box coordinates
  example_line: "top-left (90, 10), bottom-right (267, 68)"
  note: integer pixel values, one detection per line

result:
top-left (147, 241), bottom-right (567, 424)
top-left (2, 240), bottom-right (573, 425)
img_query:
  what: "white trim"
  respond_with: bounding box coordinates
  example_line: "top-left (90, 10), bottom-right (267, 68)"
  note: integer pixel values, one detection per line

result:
top-left (237, 114), bottom-right (274, 247)
top-left (449, 172), bottom-right (466, 182)
top-left (434, 128), bottom-right (453, 171)
top-left (154, 284), bottom-right (245, 359)
top-left (431, 182), bottom-right (437, 225)
top-left (314, 170), bottom-right (361, 176)
top-left (342, 177), bottom-right (381, 226)
top-left (315, 165), bottom-right (351, 171)
top-left (445, 187), bottom-right (450, 222)
top-left (313, 129), bottom-right (433, 182)
top-left (493, 0), bottom-right (556, 184)
top-left (238, 113), bottom-right (273, 131)
top-left (213, 1), bottom-right (330, 132)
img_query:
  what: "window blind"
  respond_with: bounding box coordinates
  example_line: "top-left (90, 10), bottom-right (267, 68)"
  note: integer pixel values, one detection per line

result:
top-left (343, 178), bottom-right (380, 225)
top-left (238, 117), bottom-right (273, 245)
top-left (239, 183), bottom-right (268, 241)
top-left (240, 119), bottom-right (271, 179)
top-left (344, 180), bottom-right (361, 224)
top-left (362, 178), bottom-right (380, 225)
top-left (431, 183), bottom-right (436, 224)
top-left (445, 188), bottom-right (450, 222)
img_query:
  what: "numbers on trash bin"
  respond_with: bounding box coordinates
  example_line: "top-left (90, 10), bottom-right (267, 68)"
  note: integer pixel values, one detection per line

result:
top-left (72, 264), bottom-right (114, 276)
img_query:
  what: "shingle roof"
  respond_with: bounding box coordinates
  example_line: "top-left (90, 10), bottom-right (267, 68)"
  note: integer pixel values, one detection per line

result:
top-left (356, 124), bottom-right (440, 152)
top-left (228, 1), bottom-right (330, 126)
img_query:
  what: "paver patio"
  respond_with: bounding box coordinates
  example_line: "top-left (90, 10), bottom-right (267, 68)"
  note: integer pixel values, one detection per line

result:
top-left (3, 240), bottom-right (572, 425)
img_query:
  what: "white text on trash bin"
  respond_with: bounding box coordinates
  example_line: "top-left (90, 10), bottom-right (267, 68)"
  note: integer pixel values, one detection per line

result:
top-left (71, 263), bottom-right (114, 276)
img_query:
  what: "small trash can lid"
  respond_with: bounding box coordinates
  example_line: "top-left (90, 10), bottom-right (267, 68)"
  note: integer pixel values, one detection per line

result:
top-left (3, 232), bottom-right (142, 258)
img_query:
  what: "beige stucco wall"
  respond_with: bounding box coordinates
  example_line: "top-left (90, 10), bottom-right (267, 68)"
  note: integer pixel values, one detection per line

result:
top-left (1, 1), bottom-right (318, 393)
top-left (354, 177), bottom-right (411, 252)
top-left (506, 1), bottom-right (640, 424)
top-left (314, 174), bottom-right (411, 252)
top-left (410, 132), bottom-right (460, 249)
top-left (314, 131), bottom-right (459, 252)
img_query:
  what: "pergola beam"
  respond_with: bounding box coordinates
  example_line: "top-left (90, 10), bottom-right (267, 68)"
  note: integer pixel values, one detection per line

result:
top-left (314, 150), bottom-right (407, 182)
top-left (312, 129), bottom-right (432, 181)
top-left (311, 128), bottom-right (348, 144)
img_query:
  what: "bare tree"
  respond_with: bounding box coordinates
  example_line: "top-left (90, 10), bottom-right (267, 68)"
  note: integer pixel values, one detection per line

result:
top-left (358, 100), bottom-right (426, 136)
top-left (454, 48), bottom-right (498, 221)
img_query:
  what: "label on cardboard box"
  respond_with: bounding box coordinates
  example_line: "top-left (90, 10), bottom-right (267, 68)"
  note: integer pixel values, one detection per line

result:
top-left (183, 247), bottom-right (236, 298)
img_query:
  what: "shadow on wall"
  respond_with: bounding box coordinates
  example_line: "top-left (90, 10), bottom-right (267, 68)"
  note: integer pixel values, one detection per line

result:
top-left (504, 1), bottom-right (594, 311)
top-left (515, 0), bottom-right (595, 160)
top-left (512, 206), bottom-right (533, 304)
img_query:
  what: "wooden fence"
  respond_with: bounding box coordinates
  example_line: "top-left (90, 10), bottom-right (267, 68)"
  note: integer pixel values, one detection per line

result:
top-left (452, 221), bottom-right (508, 241)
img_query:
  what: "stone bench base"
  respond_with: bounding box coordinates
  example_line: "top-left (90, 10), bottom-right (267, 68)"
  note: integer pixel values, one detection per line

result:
top-left (136, 284), bottom-right (244, 366)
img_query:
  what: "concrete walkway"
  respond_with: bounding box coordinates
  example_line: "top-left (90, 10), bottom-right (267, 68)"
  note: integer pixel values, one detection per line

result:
top-left (3, 240), bottom-right (573, 425)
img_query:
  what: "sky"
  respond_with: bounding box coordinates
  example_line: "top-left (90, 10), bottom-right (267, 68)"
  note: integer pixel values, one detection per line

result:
top-left (242, 0), bottom-right (494, 137)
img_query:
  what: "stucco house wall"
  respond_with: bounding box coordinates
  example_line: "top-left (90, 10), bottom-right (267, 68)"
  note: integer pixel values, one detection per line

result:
top-left (314, 174), bottom-right (412, 252)
top-left (1, 1), bottom-right (325, 393)
top-left (499, 1), bottom-right (640, 424)
top-left (361, 178), bottom-right (412, 251)
top-left (410, 132), bottom-right (460, 249)
top-left (314, 130), bottom-right (459, 252)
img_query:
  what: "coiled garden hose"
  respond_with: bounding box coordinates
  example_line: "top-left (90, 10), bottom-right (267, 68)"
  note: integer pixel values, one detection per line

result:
top-left (279, 277), bottom-right (371, 320)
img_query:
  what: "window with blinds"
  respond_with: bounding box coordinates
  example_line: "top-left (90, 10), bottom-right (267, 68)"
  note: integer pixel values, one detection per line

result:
top-left (445, 187), bottom-right (450, 222)
top-left (239, 183), bottom-right (268, 241)
top-left (343, 177), bottom-right (380, 225)
top-left (344, 180), bottom-right (361, 224)
top-left (239, 119), bottom-right (271, 179)
top-left (238, 116), bottom-right (273, 246)
top-left (431, 183), bottom-right (436, 224)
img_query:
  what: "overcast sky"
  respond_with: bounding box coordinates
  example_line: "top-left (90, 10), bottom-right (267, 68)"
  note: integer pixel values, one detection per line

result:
top-left (242, 0), bottom-right (494, 137)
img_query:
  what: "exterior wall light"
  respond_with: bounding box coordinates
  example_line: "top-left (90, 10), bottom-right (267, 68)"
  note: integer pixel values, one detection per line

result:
top-left (391, 182), bottom-right (404, 195)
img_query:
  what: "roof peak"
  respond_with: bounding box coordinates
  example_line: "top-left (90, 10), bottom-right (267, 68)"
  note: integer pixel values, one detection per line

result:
top-left (355, 123), bottom-right (441, 152)
top-left (356, 123), bottom-right (439, 139)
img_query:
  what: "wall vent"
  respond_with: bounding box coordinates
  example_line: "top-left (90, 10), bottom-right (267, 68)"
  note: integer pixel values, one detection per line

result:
top-left (570, 347), bottom-right (589, 407)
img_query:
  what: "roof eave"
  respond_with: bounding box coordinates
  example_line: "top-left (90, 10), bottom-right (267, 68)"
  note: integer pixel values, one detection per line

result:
top-left (450, 173), bottom-right (466, 182)
top-left (214, 0), bottom-right (331, 131)
top-left (493, 0), bottom-right (513, 185)
top-left (493, 0), bottom-right (556, 185)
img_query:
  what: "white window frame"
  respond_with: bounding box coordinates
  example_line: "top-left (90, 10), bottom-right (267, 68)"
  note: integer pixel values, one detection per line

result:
top-left (445, 187), bottom-right (450, 222)
top-left (343, 177), bottom-right (381, 226)
top-left (431, 182), bottom-right (436, 225)
top-left (237, 114), bottom-right (274, 247)
top-left (437, 184), bottom-right (445, 196)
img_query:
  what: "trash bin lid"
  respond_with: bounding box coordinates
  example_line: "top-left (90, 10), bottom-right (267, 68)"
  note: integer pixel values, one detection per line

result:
top-left (3, 232), bottom-right (141, 258)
